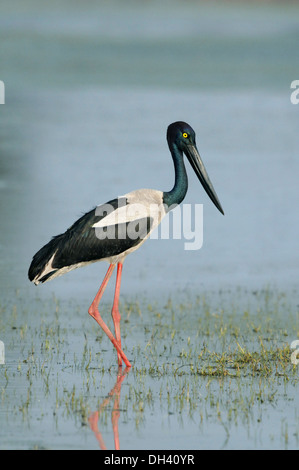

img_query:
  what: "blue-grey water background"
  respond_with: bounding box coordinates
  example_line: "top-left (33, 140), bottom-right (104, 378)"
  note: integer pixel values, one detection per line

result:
top-left (0, 0), bottom-right (299, 450)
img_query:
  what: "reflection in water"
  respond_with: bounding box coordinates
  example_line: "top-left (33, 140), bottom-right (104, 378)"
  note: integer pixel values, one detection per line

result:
top-left (88, 367), bottom-right (130, 450)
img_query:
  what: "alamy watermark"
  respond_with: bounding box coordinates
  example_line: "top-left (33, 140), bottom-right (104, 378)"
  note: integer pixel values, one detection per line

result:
top-left (290, 340), bottom-right (299, 366)
top-left (0, 81), bottom-right (5, 104)
top-left (94, 202), bottom-right (203, 251)
top-left (0, 340), bottom-right (4, 364)
top-left (290, 80), bottom-right (299, 105)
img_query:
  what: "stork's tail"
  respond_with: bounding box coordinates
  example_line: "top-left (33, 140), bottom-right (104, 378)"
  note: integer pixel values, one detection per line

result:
top-left (28, 235), bottom-right (63, 285)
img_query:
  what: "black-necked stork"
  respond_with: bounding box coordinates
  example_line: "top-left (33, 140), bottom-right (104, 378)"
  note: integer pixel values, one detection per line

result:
top-left (28, 121), bottom-right (224, 368)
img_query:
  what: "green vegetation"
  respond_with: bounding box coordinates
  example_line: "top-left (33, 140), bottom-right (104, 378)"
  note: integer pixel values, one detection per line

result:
top-left (0, 287), bottom-right (298, 448)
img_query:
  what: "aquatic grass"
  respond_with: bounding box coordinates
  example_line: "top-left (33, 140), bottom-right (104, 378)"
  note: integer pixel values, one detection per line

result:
top-left (189, 343), bottom-right (295, 378)
top-left (0, 286), bottom-right (298, 448)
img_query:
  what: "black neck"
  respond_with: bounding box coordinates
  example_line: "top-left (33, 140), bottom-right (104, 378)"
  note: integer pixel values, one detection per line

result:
top-left (163, 144), bottom-right (188, 210)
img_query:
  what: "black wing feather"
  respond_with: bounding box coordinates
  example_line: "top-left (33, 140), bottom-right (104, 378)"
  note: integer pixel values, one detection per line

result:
top-left (28, 197), bottom-right (153, 283)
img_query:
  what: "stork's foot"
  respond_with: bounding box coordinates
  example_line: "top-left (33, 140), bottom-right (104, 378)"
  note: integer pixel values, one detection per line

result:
top-left (111, 306), bottom-right (122, 367)
top-left (88, 306), bottom-right (131, 368)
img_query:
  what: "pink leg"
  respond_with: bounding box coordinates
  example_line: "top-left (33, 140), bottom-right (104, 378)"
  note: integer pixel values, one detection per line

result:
top-left (111, 263), bottom-right (123, 367)
top-left (88, 411), bottom-right (107, 450)
top-left (88, 264), bottom-right (131, 368)
top-left (112, 393), bottom-right (121, 450)
top-left (88, 367), bottom-right (130, 449)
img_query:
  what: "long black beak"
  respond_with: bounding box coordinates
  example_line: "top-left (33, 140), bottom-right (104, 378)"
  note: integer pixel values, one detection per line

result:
top-left (184, 144), bottom-right (224, 215)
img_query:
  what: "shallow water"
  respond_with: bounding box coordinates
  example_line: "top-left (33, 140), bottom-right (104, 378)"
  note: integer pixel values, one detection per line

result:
top-left (0, 288), bottom-right (298, 450)
top-left (0, 0), bottom-right (299, 450)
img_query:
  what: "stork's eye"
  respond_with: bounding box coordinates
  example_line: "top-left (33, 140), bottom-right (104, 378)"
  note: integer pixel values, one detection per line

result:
top-left (182, 132), bottom-right (188, 138)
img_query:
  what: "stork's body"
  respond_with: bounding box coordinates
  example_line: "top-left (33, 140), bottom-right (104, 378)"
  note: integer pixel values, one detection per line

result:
top-left (28, 122), bottom-right (224, 368)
